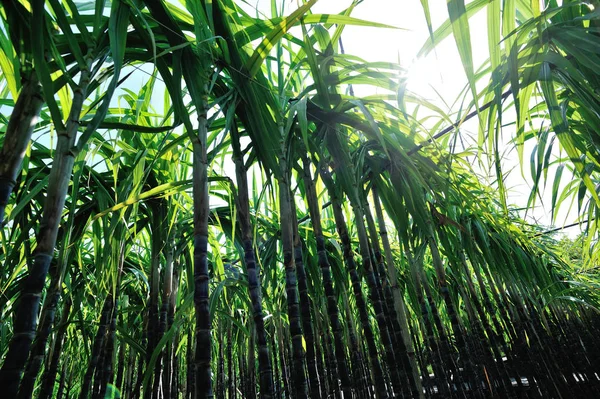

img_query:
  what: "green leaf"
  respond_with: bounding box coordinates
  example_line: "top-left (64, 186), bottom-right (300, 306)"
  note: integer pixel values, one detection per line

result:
top-left (551, 164), bottom-right (564, 222)
top-left (447, 0), bottom-right (478, 109)
top-left (540, 63), bottom-right (600, 207)
top-left (303, 14), bottom-right (402, 29)
top-left (77, 0), bottom-right (131, 151)
top-left (417, 0), bottom-right (488, 58)
top-left (31, 0), bottom-right (65, 130)
top-left (420, 0), bottom-right (435, 44)
top-left (246, 0), bottom-right (318, 77)
top-left (0, 43), bottom-right (18, 99)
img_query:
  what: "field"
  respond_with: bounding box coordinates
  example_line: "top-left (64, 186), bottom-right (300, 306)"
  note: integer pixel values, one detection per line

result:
top-left (1, 0), bottom-right (599, 398)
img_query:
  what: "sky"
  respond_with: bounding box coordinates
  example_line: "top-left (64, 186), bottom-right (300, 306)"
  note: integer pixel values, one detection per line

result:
top-left (247, 0), bottom-right (583, 237)
top-left (237, 0), bottom-right (583, 235)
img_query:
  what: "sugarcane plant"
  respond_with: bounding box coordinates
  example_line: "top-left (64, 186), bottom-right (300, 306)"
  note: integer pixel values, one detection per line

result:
top-left (1, 1), bottom-right (600, 399)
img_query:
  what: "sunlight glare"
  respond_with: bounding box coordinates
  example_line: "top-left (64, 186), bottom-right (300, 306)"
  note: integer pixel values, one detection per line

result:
top-left (405, 57), bottom-right (444, 98)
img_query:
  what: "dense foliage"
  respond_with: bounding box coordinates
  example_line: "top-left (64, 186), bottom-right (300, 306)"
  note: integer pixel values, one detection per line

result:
top-left (1, 0), bottom-right (599, 398)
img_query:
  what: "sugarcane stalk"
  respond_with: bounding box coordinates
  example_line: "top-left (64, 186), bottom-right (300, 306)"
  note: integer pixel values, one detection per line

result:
top-left (0, 56), bottom-right (92, 396)
top-left (278, 158), bottom-right (308, 398)
top-left (231, 123), bottom-right (274, 398)
top-left (38, 297), bottom-right (72, 399)
top-left (319, 167), bottom-right (389, 399)
top-left (372, 184), bottom-right (423, 398)
top-left (0, 71), bottom-right (44, 225)
top-left (300, 154), bottom-right (352, 398)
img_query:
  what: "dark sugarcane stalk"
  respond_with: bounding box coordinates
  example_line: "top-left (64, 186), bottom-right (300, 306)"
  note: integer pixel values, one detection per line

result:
top-left (233, 352), bottom-right (238, 399)
top-left (406, 249), bottom-right (452, 398)
top-left (0, 55), bottom-right (92, 396)
top-left (153, 246), bottom-right (171, 399)
top-left (457, 253), bottom-right (514, 397)
top-left (97, 247), bottom-right (125, 399)
top-left (171, 339), bottom-right (179, 399)
top-left (278, 140), bottom-right (308, 399)
top-left (227, 321), bottom-right (234, 399)
top-left (80, 295), bottom-right (113, 399)
top-left (217, 321), bottom-right (225, 399)
top-left (162, 251), bottom-right (174, 399)
top-left (290, 206), bottom-right (321, 399)
top-left (132, 3), bottom-right (214, 392)
top-left (56, 361), bottom-right (67, 399)
top-left (554, 307), bottom-right (600, 392)
top-left (23, 168), bottom-right (91, 399)
top-left (97, 296), bottom-right (119, 399)
top-left (407, 314), bottom-right (432, 397)
top-left (124, 345), bottom-right (135, 398)
top-left (323, 133), bottom-right (402, 395)
top-left (360, 339), bottom-right (377, 399)
top-left (549, 310), bottom-right (587, 390)
top-left (487, 266), bottom-right (542, 395)
top-left (247, 331), bottom-right (257, 399)
top-left (231, 123), bottom-right (274, 398)
top-left (277, 322), bottom-right (291, 399)
top-left (271, 332), bottom-right (281, 399)
top-left (319, 167), bottom-right (389, 399)
top-left (38, 297), bottom-right (72, 399)
top-left (469, 252), bottom-right (523, 389)
top-left (356, 345), bottom-right (371, 399)
top-left (300, 154), bottom-right (352, 398)
top-left (92, 312), bottom-right (110, 398)
top-left (342, 288), bottom-right (366, 399)
top-left (115, 341), bottom-right (126, 393)
top-left (371, 185), bottom-right (422, 397)
top-left (133, 340), bottom-right (145, 399)
top-left (239, 344), bottom-right (246, 399)
top-left (168, 266), bottom-right (179, 399)
top-left (186, 326), bottom-right (194, 399)
top-left (248, 336), bottom-right (257, 399)
top-left (503, 287), bottom-right (548, 398)
top-left (19, 263), bottom-right (62, 399)
top-left (475, 240), bottom-right (531, 390)
top-left (129, 315), bottom-right (144, 399)
top-left (426, 226), bottom-right (475, 397)
top-left (2, 0), bottom-right (131, 387)
top-left (146, 204), bottom-right (164, 399)
top-left (242, 334), bottom-right (256, 399)
top-left (344, 191), bottom-right (403, 397)
top-left (419, 266), bottom-right (466, 398)
top-left (520, 293), bottom-right (569, 397)
top-left (138, 0), bottom-right (214, 393)
top-left (362, 194), bottom-right (413, 398)
top-left (453, 271), bottom-right (492, 397)
top-left (313, 300), bottom-right (336, 397)
top-left (313, 311), bottom-right (330, 398)
top-left (283, 334), bottom-right (291, 399)
top-left (0, 71), bottom-right (44, 225)
top-left (322, 314), bottom-right (339, 398)
top-left (190, 83), bottom-right (212, 399)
